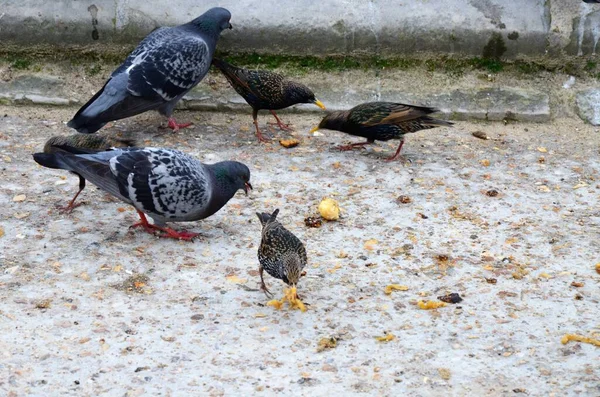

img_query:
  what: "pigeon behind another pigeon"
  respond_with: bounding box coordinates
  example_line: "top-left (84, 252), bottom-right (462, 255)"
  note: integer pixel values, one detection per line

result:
top-left (310, 102), bottom-right (453, 161)
top-left (41, 132), bottom-right (137, 213)
top-left (33, 147), bottom-right (252, 240)
top-left (68, 7), bottom-right (232, 134)
top-left (212, 58), bottom-right (326, 142)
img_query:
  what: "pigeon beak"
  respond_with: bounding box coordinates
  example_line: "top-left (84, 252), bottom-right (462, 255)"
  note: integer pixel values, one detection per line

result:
top-left (309, 126), bottom-right (319, 134)
top-left (228, 23), bottom-right (233, 30)
top-left (313, 99), bottom-right (326, 110)
top-left (244, 181), bottom-right (252, 196)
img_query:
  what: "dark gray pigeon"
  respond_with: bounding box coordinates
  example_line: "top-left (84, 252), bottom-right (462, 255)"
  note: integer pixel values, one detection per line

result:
top-left (33, 146), bottom-right (252, 240)
top-left (68, 7), bottom-right (232, 134)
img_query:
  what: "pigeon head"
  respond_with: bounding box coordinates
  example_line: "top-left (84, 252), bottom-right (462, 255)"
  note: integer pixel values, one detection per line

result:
top-left (213, 161), bottom-right (252, 197)
top-left (191, 7), bottom-right (232, 35)
top-left (287, 83), bottom-right (326, 110)
top-left (309, 110), bottom-right (349, 134)
top-left (256, 208), bottom-right (279, 227)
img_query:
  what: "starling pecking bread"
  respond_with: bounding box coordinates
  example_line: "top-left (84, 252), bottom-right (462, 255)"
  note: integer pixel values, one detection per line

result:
top-left (68, 7), bottom-right (232, 134)
top-left (42, 132), bottom-right (136, 213)
top-left (212, 58), bottom-right (326, 142)
top-left (256, 209), bottom-right (307, 301)
top-left (33, 146), bottom-right (252, 240)
top-left (310, 102), bottom-right (453, 161)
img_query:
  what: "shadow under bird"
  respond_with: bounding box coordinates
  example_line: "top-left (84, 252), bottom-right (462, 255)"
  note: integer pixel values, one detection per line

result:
top-left (310, 102), bottom-right (453, 161)
top-left (41, 132), bottom-right (137, 213)
top-left (68, 7), bottom-right (232, 134)
top-left (33, 147), bottom-right (252, 240)
top-left (212, 58), bottom-right (326, 142)
top-left (256, 209), bottom-right (307, 297)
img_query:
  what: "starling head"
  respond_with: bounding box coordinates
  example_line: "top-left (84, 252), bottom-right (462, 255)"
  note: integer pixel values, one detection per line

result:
top-left (256, 208), bottom-right (279, 227)
top-left (310, 111), bottom-right (347, 134)
top-left (286, 83), bottom-right (326, 109)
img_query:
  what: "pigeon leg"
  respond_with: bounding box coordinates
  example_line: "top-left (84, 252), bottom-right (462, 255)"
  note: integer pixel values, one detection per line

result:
top-left (385, 140), bottom-right (407, 162)
top-left (167, 117), bottom-right (193, 132)
top-left (336, 141), bottom-right (373, 151)
top-left (130, 210), bottom-right (199, 240)
top-left (252, 109), bottom-right (270, 143)
top-left (268, 110), bottom-right (293, 131)
top-left (259, 265), bottom-right (273, 298)
top-left (59, 176), bottom-right (86, 213)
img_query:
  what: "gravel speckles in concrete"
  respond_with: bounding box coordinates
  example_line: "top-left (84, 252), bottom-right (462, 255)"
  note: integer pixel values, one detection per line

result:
top-left (0, 107), bottom-right (599, 395)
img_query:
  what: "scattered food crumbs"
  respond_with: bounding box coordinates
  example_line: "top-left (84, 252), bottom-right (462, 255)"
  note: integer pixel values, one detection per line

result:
top-left (304, 216), bottom-right (322, 228)
top-left (364, 239), bottom-right (378, 250)
top-left (225, 275), bottom-right (247, 284)
top-left (480, 159), bottom-right (490, 167)
top-left (13, 194), bottom-right (26, 202)
top-left (384, 284), bottom-right (409, 295)
top-left (596, 263), bottom-right (600, 275)
top-left (571, 281), bottom-right (584, 288)
top-left (537, 147), bottom-right (547, 153)
top-left (279, 138), bottom-right (300, 148)
top-left (418, 300), bottom-right (448, 310)
top-left (318, 198), bottom-right (340, 221)
top-left (117, 207), bottom-right (127, 212)
top-left (485, 278), bottom-right (498, 284)
top-left (472, 131), bottom-right (489, 140)
top-left (485, 189), bottom-right (499, 197)
top-left (266, 299), bottom-right (283, 310)
top-left (266, 287), bottom-right (306, 312)
top-left (317, 337), bottom-right (338, 352)
top-left (35, 299), bottom-right (51, 309)
top-left (396, 195), bottom-right (412, 204)
top-left (561, 334), bottom-right (600, 347)
top-left (437, 293), bottom-right (463, 304)
top-left (375, 333), bottom-right (395, 342)
top-left (0, 226), bottom-right (4, 238)
top-left (438, 368), bottom-right (451, 380)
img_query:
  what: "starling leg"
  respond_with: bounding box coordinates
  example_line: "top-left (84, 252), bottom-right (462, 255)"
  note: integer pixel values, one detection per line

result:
top-left (130, 210), bottom-right (199, 241)
top-left (337, 141), bottom-right (373, 151)
top-left (167, 117), bottom-right (193, 132)
top-left (259, 265), bottom-right (273, 298)
top-left (385, 140), bottom-right (407, 162)
top-left (268, 110), bottom-right (293, 131)
top-left (252, 110), bottom-right (270, 143)
top-left (59, 176), bottom-right (85, 213)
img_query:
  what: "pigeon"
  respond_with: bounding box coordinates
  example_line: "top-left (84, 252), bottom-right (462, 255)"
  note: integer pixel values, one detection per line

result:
top-left (212, 58), bottom-right (326, 142)
top-left (583, 1), bottom-right (600, 3)
top-left (256, 209), bottom-right (307, 298)
top-left (310, 102), bottom-right (453, 161)
top-left (68, 7), bottom-right (232, 134)
top-left (41, 132), bottom-right (137, 213)
top-left (33, 146), bottom-right (252, 240)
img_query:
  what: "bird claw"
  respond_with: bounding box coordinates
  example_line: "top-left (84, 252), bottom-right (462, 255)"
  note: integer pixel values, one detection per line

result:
top-left (129, 222), bottom-right (199, 241)
top-left (267, 121), bottom-right (293, 131)
top-left (167, 118), bottom-right (193, 132)
top-left (385, 154), bottom-right (412, 164)
top-left (57, 202), bottom-right (83, 214)
top-left (336, 144), bottom-right (366, 152)
top-left (260, 283), bottom-right (273, 298)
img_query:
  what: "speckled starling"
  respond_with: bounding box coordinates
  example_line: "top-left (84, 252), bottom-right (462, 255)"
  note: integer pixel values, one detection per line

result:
top-left (310, 102), bottom-right (453, 161)
top-left (256, 209), bottom-right (307, 297)
top-left (212, 58), bottom-right (326, 142)
top-left (41, 132), bottom-right (136, 212)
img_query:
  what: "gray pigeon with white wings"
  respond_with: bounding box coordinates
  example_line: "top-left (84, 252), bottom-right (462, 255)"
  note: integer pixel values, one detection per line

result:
top-left (33, 147), bottom-right (252, 240)
top-left (68, 7), bottom-right (232, 134)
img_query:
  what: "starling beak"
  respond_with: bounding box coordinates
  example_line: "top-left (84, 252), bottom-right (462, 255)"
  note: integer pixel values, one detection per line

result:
top-left (313, 101), bottom-right (453, 161)
top-left (309, 126), bottom-right (320, 134)
top-left (314, 99), bottom-right (326, 110)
